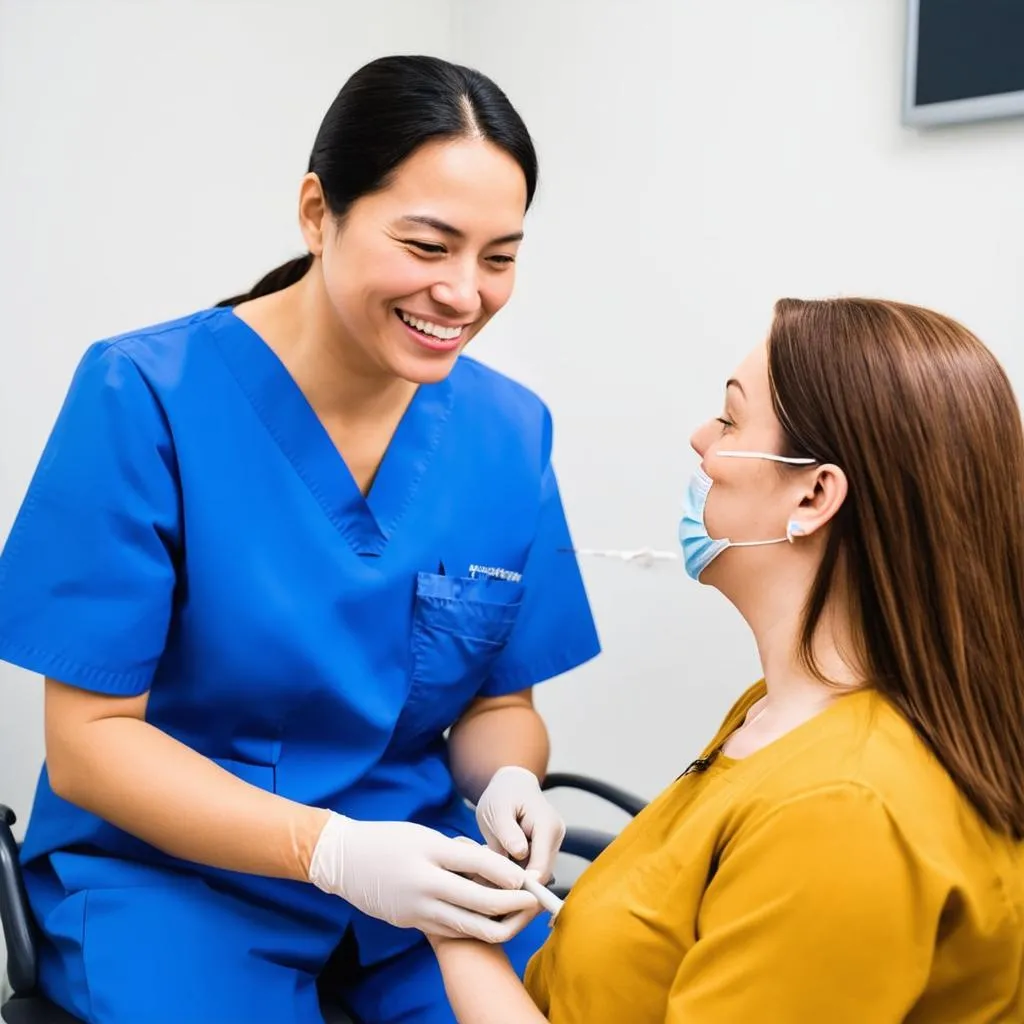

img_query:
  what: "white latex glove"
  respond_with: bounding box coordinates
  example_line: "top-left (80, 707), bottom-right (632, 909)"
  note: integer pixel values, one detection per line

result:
top-left (308, 813), bottom-right (539, 943)
top-left (475, 766), bottom-right (566, 883)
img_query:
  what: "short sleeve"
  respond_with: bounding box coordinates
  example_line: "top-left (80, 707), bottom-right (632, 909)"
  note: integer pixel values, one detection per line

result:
top-left (479, 454), bottom-right (600, 698)
top-left (666, 784), bottom-right (938, 1022)
top-left (0, 342), bottom-right (181, 695)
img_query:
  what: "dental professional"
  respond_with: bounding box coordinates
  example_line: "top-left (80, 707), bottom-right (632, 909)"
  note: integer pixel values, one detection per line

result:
top-left (0, 55), bottom-right (599, 1024)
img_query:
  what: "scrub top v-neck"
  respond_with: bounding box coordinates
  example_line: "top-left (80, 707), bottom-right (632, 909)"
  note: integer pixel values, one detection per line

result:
top-left (215, 309), bottom-right (455, 558)
top-left (0, 305), bottom-right (600, 965)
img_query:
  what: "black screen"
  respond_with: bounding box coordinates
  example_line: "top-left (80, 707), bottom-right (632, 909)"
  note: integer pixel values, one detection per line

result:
top-left (915, 0), bottom-right (1024, 106)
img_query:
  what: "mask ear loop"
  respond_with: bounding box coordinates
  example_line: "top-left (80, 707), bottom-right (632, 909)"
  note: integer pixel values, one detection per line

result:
top-left (717, 451), bottom-right (817, 465)
top-left (711, 451), bottom-right (818, 547)
top-left (715, 451), bottom-right (817, 545)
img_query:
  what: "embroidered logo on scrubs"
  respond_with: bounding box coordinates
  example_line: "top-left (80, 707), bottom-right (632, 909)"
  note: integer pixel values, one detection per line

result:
top-left (468, 563), bottom-right (522, 583)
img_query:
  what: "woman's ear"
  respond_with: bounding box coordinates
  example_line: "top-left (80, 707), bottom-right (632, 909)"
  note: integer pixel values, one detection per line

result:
top-left (298, 173), bottom-right (328, 256)
top-left (787, 464), bottom-right (848, 541)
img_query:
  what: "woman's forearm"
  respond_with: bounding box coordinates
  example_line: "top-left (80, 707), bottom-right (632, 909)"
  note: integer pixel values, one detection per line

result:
top-left (45, 680), bottom-right (329, 881)
top-left (431, 938), bottom-right (549, 1024)
top-left (449, 697), bottom-right (550, 804)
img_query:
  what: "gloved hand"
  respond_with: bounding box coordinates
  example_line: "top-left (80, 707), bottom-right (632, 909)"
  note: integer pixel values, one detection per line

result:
top-left (475, 766), bottom-right (566, 883)
top-left (307, 813), bottom-right (538, 943)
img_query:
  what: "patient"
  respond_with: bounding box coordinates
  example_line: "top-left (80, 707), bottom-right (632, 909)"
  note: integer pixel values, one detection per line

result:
top-left (427, 297), bottom-right (1024, 1022)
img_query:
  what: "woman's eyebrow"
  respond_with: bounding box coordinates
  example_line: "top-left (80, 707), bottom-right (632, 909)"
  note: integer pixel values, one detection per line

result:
top-left (396, 214), bottom-right (524, 246)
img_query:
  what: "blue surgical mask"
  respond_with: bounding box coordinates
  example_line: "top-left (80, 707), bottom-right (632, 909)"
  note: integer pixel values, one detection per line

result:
top-left (678, 450), bottom-right (816, 581)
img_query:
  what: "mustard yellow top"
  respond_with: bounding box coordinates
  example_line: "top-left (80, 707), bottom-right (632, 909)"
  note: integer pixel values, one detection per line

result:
top-left (525, 683), bottom-right (1024, 1022)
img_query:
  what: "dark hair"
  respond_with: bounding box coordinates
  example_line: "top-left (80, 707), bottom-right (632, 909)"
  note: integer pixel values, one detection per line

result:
top-left (216, 55), bottom-right (537, 308)
top-left (767, 297), bottom-right (1024, 838)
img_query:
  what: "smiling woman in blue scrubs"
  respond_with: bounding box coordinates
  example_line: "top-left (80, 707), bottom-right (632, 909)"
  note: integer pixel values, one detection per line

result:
top-left (0, 55), bottom-right (600, 1023)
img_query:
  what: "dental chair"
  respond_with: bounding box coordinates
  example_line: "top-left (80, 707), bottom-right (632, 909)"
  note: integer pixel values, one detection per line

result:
top-left (1, 775), bottom-right (646, 1024)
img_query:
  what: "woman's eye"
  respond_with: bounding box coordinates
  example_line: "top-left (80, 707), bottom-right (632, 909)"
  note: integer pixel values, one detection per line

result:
top-left (405, 241), bottom-right (446, 255)
top-left (487, 254), bottom-right (516, 267)
top-left (716, 417), bottom-right (734, 432)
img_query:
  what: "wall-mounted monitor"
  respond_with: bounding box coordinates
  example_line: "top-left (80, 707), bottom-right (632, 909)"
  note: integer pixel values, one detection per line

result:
top-left (903, 0), bottom-right (1024, 127)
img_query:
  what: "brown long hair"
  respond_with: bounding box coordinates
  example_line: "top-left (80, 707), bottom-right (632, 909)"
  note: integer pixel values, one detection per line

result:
top-left (768, 297), bottom-right (1024, 839)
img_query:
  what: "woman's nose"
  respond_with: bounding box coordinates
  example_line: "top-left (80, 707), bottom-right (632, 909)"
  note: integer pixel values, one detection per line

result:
top-left (430, 263), bottom-right (481, 318)
top-left (690, 422), bottom-right (711, 458)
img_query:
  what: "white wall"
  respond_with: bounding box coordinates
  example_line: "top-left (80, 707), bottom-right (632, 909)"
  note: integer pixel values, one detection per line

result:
top-left (2, 0), bottom-right (1024, 970)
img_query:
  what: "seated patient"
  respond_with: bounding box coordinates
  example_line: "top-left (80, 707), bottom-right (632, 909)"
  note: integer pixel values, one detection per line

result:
top-left (428, 297), bottom-right (1024, 1023)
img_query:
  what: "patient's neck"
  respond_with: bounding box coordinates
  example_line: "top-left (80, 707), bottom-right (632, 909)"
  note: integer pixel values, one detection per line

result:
top-left (719, 600), bottom-right (861, 759)
top-left (748, 597), bottom-right (861, 721)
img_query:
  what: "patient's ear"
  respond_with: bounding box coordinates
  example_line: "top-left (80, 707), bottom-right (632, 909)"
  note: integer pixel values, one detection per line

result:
top-left (787, 464), bottom-right (847, 540)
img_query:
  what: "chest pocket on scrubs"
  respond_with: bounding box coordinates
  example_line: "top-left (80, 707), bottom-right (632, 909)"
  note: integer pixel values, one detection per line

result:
top-left (396, 571), bottom-right (524, 748)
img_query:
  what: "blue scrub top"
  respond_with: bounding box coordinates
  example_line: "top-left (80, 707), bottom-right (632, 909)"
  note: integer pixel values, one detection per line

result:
top-left (0, 307), bottom-right (600, 963)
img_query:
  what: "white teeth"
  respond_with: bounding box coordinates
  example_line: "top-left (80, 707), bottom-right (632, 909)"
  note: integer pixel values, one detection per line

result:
top-left (399, 310), bottom-right (464, 341)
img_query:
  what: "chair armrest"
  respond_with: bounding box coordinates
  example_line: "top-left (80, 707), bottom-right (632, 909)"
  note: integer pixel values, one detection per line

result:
top-left (541, 773), bottom-right (647, 818)
top-left (560, 826), bottom-right (617, 862)
top-left (0, 806), bottom-right (38, 997)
